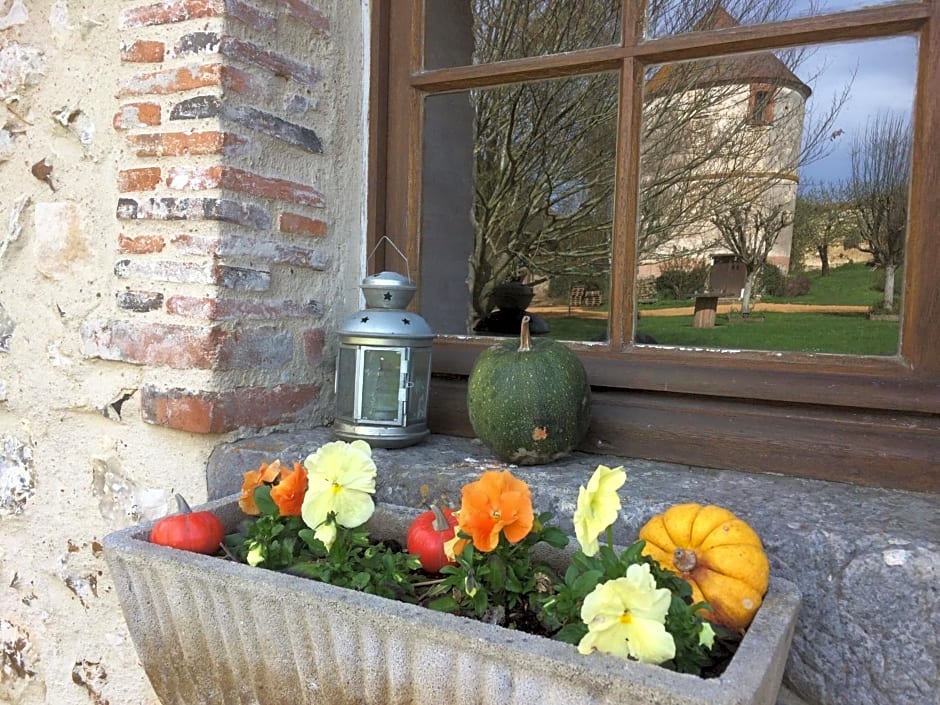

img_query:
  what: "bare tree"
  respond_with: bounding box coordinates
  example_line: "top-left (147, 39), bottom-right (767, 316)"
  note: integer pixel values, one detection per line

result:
top-left (791, 181), bottom-right (854, 275)
top-left (845, 111), bottom-right (911, 312)
top-left (465, 0), bottom-right (850, 323)
top-left (710, 203), bottom-right (791, 315)
top-left (465, 0), bottom-right (621, 320)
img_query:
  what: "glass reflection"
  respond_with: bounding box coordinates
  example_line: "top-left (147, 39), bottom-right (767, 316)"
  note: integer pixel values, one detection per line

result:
top-left (643, 0), bottom-right (917, 40)
top-left (635, 34), bottom-right (917, 355)
top-left (421, 74), bottom-right (618, 342)
top-left (425, 0), bottom-right (621, 70)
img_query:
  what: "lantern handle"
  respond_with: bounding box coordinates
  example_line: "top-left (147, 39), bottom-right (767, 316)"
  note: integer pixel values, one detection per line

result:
top-left (368, 235), bottom-right (411, 281)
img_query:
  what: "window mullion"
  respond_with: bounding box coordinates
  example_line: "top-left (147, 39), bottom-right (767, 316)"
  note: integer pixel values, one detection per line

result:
top-left (609, 56), bottom-right (642, 349)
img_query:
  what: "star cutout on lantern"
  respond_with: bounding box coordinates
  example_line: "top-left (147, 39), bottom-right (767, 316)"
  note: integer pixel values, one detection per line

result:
top-left (360, 316), bottom-right (369, 323)
top-left (402, 317), bottom-right (410, 325)
top-left (384, 291), bottom-right (393, 301)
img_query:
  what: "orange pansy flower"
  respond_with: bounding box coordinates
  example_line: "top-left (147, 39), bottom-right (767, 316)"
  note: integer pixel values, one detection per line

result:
top-left (238, 460), bottom-right (284, 515)
top-left (456, 470), bottom-right (534, 552)
top-left (270, 462), bottom-right (308, 517)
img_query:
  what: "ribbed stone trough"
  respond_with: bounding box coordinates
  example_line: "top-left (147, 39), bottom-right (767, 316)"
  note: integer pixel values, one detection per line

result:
top-left (104, 494), bottom-right (800, 705)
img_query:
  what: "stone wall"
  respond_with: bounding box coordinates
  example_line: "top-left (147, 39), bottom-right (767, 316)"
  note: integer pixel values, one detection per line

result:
top-left (0, 1), bottom-right (365, 702)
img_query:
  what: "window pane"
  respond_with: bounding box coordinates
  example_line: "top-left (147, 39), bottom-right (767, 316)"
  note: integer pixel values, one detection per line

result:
top-left (420, 74), bottom-right (619, 343)
top-left (425, 0), bottom-right (621, 70)
top-left (635, 36), bottom-right (917, 355)
top-left (643, 0), bottom-right (920, 39)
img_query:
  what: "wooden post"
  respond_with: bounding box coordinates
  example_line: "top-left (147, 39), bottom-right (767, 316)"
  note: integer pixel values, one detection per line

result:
top-left (692, 295), bottom-right (719, 328)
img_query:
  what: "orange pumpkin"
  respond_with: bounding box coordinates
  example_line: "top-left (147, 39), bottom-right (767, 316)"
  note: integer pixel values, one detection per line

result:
top-left (638, 503), bottom-right (769, 632)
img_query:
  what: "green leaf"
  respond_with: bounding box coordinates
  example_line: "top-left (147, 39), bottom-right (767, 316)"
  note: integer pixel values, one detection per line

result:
top-left (487, 554), bottom-right (507, 592)
top-left (253, 485), bottom-right (279, 517)
top-left (351, 572), bottom-right (371, 589)
top-left (427, 596), bottom-right (459, 613)
top-left (572, 569), bottom-right (604, 597)
top-left (540, 527), bottom-right (570, 549)
top-left (553, 622), bottom-right (588, 645)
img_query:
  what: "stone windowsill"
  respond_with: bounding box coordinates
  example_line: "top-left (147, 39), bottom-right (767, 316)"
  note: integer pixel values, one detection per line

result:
top-left (206, 428), bottom-right (940, 705)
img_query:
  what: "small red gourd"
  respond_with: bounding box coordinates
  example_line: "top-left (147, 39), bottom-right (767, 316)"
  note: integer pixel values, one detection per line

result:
top-left (406, 505), bottom-right (458, 573)
top-left (149, 495), bottom-right (225, 555)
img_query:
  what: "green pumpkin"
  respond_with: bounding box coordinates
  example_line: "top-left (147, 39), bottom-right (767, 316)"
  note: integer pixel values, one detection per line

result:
top-left (467, 316), bottom-right (591, 465)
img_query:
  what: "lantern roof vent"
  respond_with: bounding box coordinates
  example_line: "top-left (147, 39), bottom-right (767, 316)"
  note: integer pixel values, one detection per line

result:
top-left (361, 271), bottom-right (417, 309)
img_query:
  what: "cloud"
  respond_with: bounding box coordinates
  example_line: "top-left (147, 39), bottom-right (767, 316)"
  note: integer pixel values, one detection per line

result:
top-left (799, 35), bottom-right (918, 184)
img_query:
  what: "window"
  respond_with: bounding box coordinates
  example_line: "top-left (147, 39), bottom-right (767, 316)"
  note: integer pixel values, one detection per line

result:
top-left (748, 85), bottom-right (774, 125)
top-left (372, 1), bottom-right (939, 492)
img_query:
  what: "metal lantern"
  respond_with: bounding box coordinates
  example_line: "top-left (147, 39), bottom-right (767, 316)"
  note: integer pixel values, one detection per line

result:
top-left (334, 271), bottom-right (433, 448)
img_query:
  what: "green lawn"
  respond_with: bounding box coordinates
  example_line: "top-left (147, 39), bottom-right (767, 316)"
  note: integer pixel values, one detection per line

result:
top-left (544, 312), bottom-right (899, 355)
top-left (634, 261), bottom-right (899, 310)
top-left (763, 261), bottom-right (900, 307)
top-left (635, 312), bottom-right (899, 355)
top-left (540, 262), bottom-right (902, 354)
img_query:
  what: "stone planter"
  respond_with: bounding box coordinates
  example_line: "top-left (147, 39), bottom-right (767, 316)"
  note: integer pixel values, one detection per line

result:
top-left (103, 495), bottom-right (800, 705)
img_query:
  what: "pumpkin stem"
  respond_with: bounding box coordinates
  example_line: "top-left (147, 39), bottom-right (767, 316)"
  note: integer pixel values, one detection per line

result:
top-left (673, 547), bottom-right (697, 573)
top-left (430, 504), bottom-right (450, 531)
top-left (175, 493), bottom-right (192, 515)
top-left (518, 315), bottom-right (532, 352)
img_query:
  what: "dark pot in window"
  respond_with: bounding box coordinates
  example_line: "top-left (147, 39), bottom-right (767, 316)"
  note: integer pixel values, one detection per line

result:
top-left (492, 281), bottom-right (534, 311)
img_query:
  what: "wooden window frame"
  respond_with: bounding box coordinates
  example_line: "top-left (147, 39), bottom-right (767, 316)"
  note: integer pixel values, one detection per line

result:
top-left (370, 1), bottom-right (940, 493)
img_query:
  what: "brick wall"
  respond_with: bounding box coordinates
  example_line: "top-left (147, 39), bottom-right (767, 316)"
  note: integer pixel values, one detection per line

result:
top-left (83, 0), bottom-right (348, 434)
top-left (0, 3), bottom-right (364, 703)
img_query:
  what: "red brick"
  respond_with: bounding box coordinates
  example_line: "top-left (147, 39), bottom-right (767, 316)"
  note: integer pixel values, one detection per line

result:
top-left (118, 167), bottom-right (162, 192)
top-left (118, 233), bottom-right (166, 254)
top-left (113, 258), bottom-right (272, 291)
top-left (227, 0), bottom-right (277, 31)
top-left (167, 166), bottom-right (325, 207)
top-left (171, 232), bottom-right (327, 269)
top-left (166, 295), bottom-right (320, 320)
top-left (117, 197), bottom-right (271, 230)
top-left (114, 258), bottom-right (212, 284)
top-left (120, 0), bottom-right (225, 29)
top-left (113, 102), bottom-right (162, 130)
top-left (121, 39), bottom-right (166, 63)
top-left (81, 319), bottom-right (224, 369)
top-left (303, 328), bottom-right (325, 365)
top-left (117, 64), bottom-right (222, 97)
top-left (279, 212), bottom-right (326, 237)
top-left (219, 36), bottom-right (320, 87)
top-left (80, 319), bottom-right (291, 370)
top-left (279, 0), bottom-right (330, 35)
top-left (220, 65), bottom-right (270, 98)
top-left (140, 383), bottom-right (321, 433)
top-left (126, 131), bottom-right (246, 157)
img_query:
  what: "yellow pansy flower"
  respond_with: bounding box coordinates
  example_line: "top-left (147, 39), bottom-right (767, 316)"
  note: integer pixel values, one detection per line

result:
top-left (573, 464), bottom-right (626, 556)
top-left (577, 563), bottom-right (675, 665)
top-left (301, 440), bottom-right (377, 531)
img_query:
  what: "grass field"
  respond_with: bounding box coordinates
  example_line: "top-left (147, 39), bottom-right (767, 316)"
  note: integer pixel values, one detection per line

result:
top-left (635, 312), bottom-right (899, 355)
top-left (540, 263), bottom-right (901, 355)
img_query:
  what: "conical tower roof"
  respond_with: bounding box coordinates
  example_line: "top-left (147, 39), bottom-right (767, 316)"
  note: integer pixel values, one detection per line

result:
top-left (645, 5), bottom-right (812, 99)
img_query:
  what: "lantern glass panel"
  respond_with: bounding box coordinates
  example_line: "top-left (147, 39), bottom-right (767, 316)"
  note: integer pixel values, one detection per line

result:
top-left (360, 348), bottom-right (404, 423)
top-left (336, 345), bottom-right (357, 419)
top-left (406, 348), bottom-right (432, 423)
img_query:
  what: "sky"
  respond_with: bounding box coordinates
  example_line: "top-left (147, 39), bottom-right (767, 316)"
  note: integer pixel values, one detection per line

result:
top-left (783, 1), bottom-right (920, 185)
